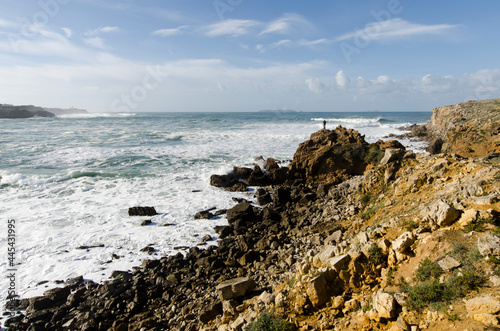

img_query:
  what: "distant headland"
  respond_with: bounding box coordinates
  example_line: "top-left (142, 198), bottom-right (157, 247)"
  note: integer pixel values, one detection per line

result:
top-left (258, 109), bottom-right (301, 113)
top-left (0, 104), bottom-right (88, 119)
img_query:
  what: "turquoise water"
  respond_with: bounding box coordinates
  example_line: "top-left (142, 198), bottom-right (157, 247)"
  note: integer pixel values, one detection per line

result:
top-left (0, 111), bottom-right (430, 302)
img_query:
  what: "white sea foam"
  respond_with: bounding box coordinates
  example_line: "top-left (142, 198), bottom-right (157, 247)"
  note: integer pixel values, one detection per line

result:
top-left (0, 111), bottom-right (430, 311)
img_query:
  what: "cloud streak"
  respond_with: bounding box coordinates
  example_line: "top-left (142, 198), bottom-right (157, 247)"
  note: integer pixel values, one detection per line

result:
top-left (335, 18), bottom-right (460, 42)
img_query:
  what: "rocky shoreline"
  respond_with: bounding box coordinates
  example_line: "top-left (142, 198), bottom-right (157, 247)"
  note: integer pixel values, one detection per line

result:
top-left (0, 105), bottom-right (88, 119)
top-left (4, 99), bottom-right (500, 330)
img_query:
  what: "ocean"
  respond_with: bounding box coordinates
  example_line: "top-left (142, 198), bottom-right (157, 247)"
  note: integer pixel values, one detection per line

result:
top-left (0, 111), bottom-right (431, 307)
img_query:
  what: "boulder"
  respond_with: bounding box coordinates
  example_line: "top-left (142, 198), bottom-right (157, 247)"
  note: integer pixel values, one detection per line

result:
top-left (392, 232), bottom-right (415, 253)
top-left (380, 148), bottom-right (404, 165)
top-left (226, 203), bottom-right (254, 226)
top-left (472, 313), bottom-right (499, 326)
top-left (372, 291), bottom-right (396, 319)
top-left (424, 200), bottom-right (461, 227)
top-left (128, 206), bottom-right (157, 216)
top-left (43, 287), bottom-right (70, 303)
top-left (288, 126), bottom-right (384, 184)
top-left (478, 234), bottom-right (500, 257)
top-left (307, 273), bottom-right (328, 308)
top-left (216, 277), bottom-right (256, 300)
top-left (466, 295), bottom-right (500, 314)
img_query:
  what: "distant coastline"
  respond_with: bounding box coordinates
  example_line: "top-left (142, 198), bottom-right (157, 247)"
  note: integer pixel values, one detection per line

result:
top-left (258, 109), bottom-right (301, 113)
top-left (0, 104), bottom-right (88, 119)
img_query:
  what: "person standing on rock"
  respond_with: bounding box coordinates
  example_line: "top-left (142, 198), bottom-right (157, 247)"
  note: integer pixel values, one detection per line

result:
top-left (323, 120), bottom-right (326, 129)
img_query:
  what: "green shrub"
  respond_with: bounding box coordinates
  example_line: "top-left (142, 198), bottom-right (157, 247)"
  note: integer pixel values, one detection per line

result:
top-left (415, 258), bottom-right (443, 281)
top-left (368, 246), bottom-right (385, 265)
top-left (360, 194), bottom-right (371, 205)
top-left (245, 312), bottom-right (296, 331)
top-left (405, 280), bottom-right (445, 311)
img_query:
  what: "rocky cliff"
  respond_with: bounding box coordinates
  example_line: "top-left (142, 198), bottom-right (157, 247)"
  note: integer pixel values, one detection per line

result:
top-left (0, 104), bottom-right (88, 118)
top-left (4, 100), bottom-right (500, 331)
top-left (405, 98), bottom-right (500, 158)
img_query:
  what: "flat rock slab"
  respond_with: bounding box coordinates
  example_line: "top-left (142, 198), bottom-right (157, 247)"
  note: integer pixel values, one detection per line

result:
top-left (216, 277), bottom-right (256, 300)
top-left (438, 256), bottom-right (461, 271)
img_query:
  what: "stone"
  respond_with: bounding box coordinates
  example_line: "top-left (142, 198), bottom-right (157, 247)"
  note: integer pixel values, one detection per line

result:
top-left (332, 296), bottom-right (345, 309)
top-left (140, 219), bottom-right (152, 226)
top-left (397, 316), bottom-right (409, 331)
top-left (466, 295), bottom-right (500, 315)
top-left (314, 246), bottom-right (337, 267)
top-left (472, 194), bottom-right (499, 205)
top-left (325, 230), bottom-right (342, 245)
top-left (216, 277), bottom-right (256, 300)
top-left (199, 302), bottom-right (223, 323)
top-left (392, 232), bottom-right (415, 253)
top-left (437, 256), bottom-right (461, 271)
top-left (307, 273), bottom-right (328, 308)
top-left (372, 291), bottom-right (396, 319)
top-left (380, 148), bottom-right (404, 165)
top-left (27, 296), bottom-right (53, 312)
top-left (43, 287), bottom-right (70, 302)
top-left (226, 203), bottom-right (254, 226)
top-left (490, 275), bottom-right (500, 287)
top-left (424, 200), bottom-right (461, 227)
top-left (472, 313), bottom-right (499, 326)
top-left (327, 254), bottom-right (351, 272)
top-left (343, 299), bottom-right (359, 314)
top-left (478, 234), bottom-right (500, 257)
top-left (128, 206), bottom-right (157, 216)
top-left (456, 209), bottom-right (478, 228)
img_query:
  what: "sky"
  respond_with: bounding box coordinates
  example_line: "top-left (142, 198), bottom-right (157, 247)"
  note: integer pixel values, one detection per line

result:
top-left (0, 0), bottom-right (499, 112)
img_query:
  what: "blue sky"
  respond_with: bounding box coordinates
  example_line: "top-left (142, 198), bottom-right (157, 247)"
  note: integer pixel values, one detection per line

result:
top-left (0, 0), bottom-right (499, 112)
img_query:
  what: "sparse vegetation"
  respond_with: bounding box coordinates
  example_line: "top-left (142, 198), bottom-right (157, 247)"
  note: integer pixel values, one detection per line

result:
top-left (368, 246), bottom-right (385, 265)
top-left (245, 312), bottom-right (296, 331)
top-left (415, 258), bottom-right (443, 282)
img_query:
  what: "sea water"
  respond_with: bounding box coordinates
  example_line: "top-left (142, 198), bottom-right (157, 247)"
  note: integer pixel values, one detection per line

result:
top-left (0, 111), bottom-right (430, 308)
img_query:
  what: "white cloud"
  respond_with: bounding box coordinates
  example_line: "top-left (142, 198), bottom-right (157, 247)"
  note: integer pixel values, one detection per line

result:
top-left (335, 18), bottom-right (459, 42)
top-left (153, 26), bottom-right (188, 37)
top-left (84, 37), bottom-right (106, 49)
top-left (260, 13), bottom-right (313, 36)
top-left (305, 78), bottom-right (327, 95)
top-left (62, 27), bottom-right (72, 38)
top-left (84, 26), bottom-right (120, 36)
top-left (205, 19), bottom-right (260, 37)
top-left (335, 70), bottom-right (350, 89)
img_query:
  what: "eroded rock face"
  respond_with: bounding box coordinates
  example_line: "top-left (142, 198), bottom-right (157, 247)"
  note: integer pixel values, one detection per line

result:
top-left (405, 98), bottom-right (500, 157)
top-left (289, 126), bottom-right (385, 184)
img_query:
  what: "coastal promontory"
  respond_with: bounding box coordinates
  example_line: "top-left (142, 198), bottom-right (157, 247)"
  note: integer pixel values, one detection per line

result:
top-left (0, 104), bottom-right (88, 119)
top-left (5, 99), bottom-right (500, 331)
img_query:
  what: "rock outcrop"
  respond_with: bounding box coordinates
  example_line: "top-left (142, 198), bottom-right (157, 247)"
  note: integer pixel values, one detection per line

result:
top-left (402, 98), bottom-right (500, 157)
top-left (5, 99), bottom-right (500, 331)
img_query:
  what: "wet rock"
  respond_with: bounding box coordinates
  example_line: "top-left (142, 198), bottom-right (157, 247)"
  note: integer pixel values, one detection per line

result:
top-left (226, 203), bottom-right (254, 227)
top-left (195, 208), bottom-right (216, 220)
top-left (43, 287), bottom-right (70, 303)
top-left (128, 206), bottom-right (157, 216)
top-left (214, 225), bottom-right (233, 239)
